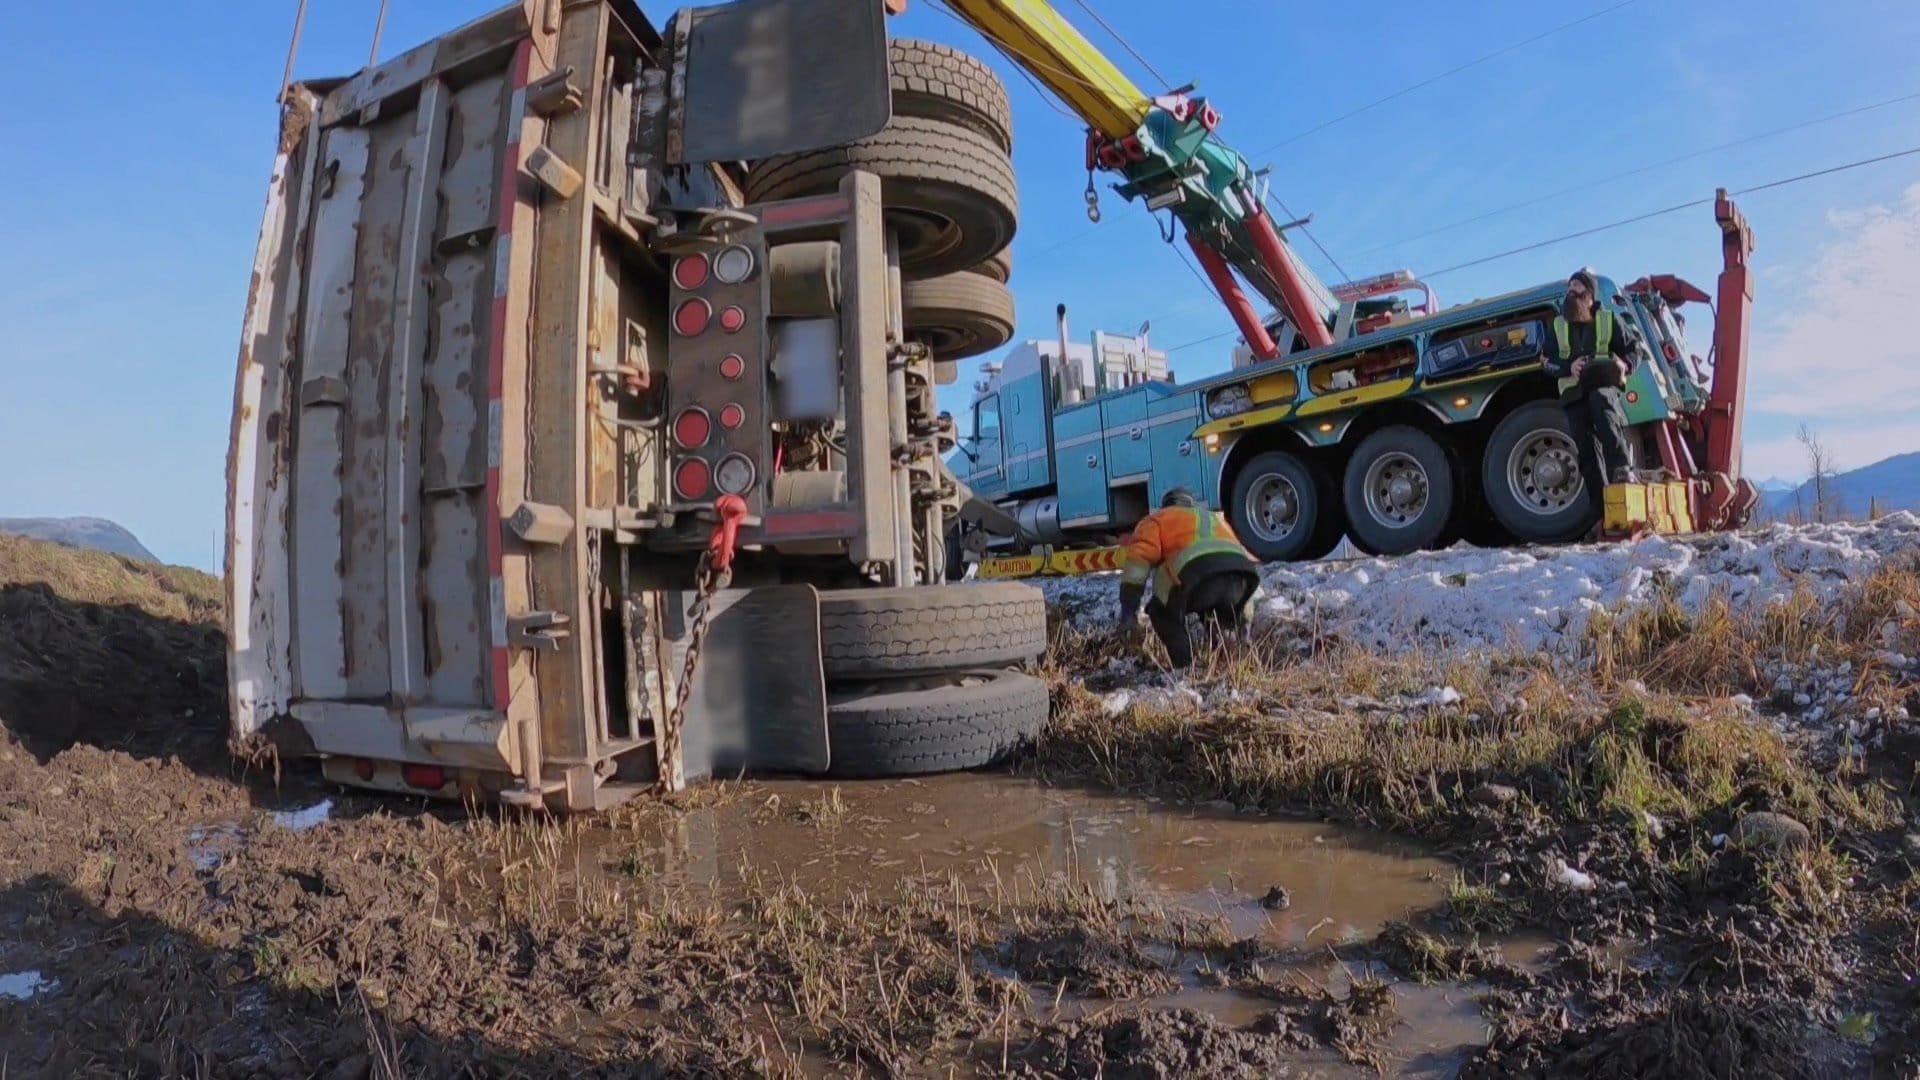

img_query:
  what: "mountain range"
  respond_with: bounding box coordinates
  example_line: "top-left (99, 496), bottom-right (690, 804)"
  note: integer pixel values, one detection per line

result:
top-left (0, 517), bottom-right (159, 562)
top-left (1761, 451), bottom-right (1920, 521)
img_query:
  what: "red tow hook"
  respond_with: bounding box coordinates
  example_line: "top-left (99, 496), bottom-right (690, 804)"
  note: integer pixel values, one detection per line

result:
top-left (707, 494), bottom-right (749, 575)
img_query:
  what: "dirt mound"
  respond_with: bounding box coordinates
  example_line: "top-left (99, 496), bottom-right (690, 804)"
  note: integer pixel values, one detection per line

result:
top-left (997, 921), bottom-right (1181, 999)
top-left (1465, 993), bottom-right (1824, 1079)
top-left (0, 533), bottom-right (225, 764)
top-left (1015, 1008), bottom-right (1308, 1079)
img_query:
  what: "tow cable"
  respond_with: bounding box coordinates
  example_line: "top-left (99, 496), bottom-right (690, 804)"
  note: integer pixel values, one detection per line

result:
top-left (656, 494), bottom-right (748, 791)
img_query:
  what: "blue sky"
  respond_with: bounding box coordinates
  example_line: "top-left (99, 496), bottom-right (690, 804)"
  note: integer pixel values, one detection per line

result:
top-left (1, 0), bottom-right (1917, 569)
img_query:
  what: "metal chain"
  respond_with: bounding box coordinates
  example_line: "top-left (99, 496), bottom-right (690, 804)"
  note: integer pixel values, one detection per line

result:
top-left (656, 550), bottom-right (724, 790)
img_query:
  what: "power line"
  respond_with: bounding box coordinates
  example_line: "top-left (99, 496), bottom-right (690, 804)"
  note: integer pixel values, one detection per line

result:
top-left (1165, 327), bottom-right (1238, 355)
top-left (1069, 0), bottom-right (1173, 90)
top-left (1163, 143), bottom-right (1920, 351)
top-left (1245, 0), bottom-right (1641, 159)
top-left (928, 0), bottom-right (1138, 111)
top-left (1423, 143), bottom-right (1920, 279)
top-left (1171, 243), bottom-right (1218, 298)
top-left (1264, 192), bottom-right (1350, 282)
top-left (924, 1), bottom-right (1089, 123)
top-left (1357, 88), bottom-right (1920, 258)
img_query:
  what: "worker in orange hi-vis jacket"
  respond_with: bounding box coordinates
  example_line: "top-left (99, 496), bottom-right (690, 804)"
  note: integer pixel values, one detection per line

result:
top-left (1118, 488), bottom-right (1263, 669)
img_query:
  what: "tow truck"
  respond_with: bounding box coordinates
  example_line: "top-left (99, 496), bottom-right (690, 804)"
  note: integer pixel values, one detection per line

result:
top-left (929, 3), bottom-right (1761, 573)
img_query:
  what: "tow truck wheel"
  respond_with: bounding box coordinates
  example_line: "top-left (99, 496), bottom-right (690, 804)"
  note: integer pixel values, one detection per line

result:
top-left (1341, 426), bottom-right (1456, 556)
top-left (744, 116), bottom-right (1018, 279)
top-left (904, 270), bottom-right (1015, 361)
top-left (1228, 450), bottom-right (1342, 562)
top-left (1481, 401), bottom-right (1596, 543)
top-left (819, 581), bottom-right (1045, 678)
top-left (824, 668), bottom-right (1048, 778)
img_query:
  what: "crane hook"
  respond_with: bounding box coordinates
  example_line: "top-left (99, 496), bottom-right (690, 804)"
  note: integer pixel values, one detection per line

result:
top-left (1084, 172), bottom-right (1101, 224)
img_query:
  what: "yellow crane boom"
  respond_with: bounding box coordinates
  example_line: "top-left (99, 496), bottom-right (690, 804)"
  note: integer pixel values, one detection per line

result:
top-left (937, 0), bottom-right (1149, 140)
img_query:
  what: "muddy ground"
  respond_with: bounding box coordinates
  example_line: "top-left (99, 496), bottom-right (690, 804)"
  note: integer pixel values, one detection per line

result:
top-left (3, 532), bottom-right (1920, 1078)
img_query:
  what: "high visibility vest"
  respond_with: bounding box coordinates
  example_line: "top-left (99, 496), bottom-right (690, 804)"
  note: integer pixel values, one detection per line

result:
top-left (1551, 309), bottom-right (1613, 395)
top-left (1121, 506), bottom-right (1250, 604)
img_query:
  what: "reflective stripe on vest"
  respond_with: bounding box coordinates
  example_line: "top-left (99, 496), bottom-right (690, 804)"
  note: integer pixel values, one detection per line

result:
top-left (1552, 310), bottom-right (1613, 394)
top-left (1154, 508), bottom-right (1248, 603)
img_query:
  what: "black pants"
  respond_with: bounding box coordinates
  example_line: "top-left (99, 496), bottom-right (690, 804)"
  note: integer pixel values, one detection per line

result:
top-left (1564, 388), bottom-right (1631, 493)
top-left (1145, 558), bottom-right (1259, 669)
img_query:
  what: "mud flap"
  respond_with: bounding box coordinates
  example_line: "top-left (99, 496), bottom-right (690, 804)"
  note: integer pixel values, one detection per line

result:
top-left (656, 584), bottom-right (830, 781)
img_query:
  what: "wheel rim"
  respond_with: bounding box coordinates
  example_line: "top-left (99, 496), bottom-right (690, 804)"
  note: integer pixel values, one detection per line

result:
top-left (1245, 473), bottom-right (1303, 543)
top-left (1362, 451), bottom-right (1429, 529)
top-left (1507, 429), bottom-right (1584, 515)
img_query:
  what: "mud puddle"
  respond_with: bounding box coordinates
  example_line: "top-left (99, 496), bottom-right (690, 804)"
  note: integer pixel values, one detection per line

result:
top-left (550, 774), bottom-right (1501, 1075)
top-left (594, 773), bottom-right (1451, 942)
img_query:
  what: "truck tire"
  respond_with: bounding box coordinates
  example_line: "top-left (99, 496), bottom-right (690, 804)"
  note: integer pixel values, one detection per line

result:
top-left (819, 581), bottom-right (1045, 678)
top-left (1228, 450), bottom-right (1343, 562)
top-left (976, 246), bottom-right (1012, 283)
top-left (1342, 426), bottom-right (1456, 556)
top-left (1481, 401), bottom-right (1596, 543)
top-left (903, 270), bottom-right (1015, 361)
top-left (744, 117), bottom-right (1017, 279)
top-left (825, 669), bottom-right (1049, 778)
top-left (889, 38), bottom-right (1013, 154)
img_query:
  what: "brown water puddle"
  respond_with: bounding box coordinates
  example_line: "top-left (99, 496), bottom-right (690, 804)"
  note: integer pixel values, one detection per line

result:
top-left (601, 772), bottom-right (1451, 948)
top-left (482, 774), bottom-right (1512, 1075)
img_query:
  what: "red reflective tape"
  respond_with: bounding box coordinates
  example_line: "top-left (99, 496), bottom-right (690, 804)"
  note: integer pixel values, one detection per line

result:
top-left (758, 194), bottom-right (846, 227)
top-left (483, 39), bottom-right (534, 712)
top-left (762, 510), bottom-right (858, 537)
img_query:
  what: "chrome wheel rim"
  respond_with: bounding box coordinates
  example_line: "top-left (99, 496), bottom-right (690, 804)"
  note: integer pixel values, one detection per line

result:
top-left (1246, 473), bottom-right (1303, 543)
top-left (1507, 429), bottom-right (1583, 515)
top-left (1363, 451), bottom-right (1429, 529)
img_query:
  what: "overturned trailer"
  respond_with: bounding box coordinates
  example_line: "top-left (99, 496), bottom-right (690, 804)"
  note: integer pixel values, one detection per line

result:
top-left (226, 0), bottom-right (1049, 811)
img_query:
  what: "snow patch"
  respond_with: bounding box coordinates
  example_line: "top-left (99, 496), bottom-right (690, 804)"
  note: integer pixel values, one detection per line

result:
top-left (1553, 862), bottom-right (1597, 891)
top-left (1042, 514), bottom-right (1920, 661)
top-left (270, 800), bottom-right (334, 833)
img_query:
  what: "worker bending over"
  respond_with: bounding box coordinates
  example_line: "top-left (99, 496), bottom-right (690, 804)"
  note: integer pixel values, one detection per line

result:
top-left (1545, 269), bottom-right (1642, 498)
top-left (1118, 488), bottom-right (1262, 668)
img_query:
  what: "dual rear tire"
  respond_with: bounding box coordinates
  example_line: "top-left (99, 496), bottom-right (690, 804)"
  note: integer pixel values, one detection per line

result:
top-left (1333, 409), bottom-right (1594, 557)
top-left (816, 582), bottom-right (1048, 778)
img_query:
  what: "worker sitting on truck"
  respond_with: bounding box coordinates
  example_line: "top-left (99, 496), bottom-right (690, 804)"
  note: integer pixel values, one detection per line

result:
top-left (1546, 269), bottom-right (1641, 499)
top-left (1118, 489), bottom-right (1262, 669)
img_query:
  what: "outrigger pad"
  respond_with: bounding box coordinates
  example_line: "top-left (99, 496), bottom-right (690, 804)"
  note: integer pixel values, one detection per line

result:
top-left (659, 584), bottom-right (830, 781)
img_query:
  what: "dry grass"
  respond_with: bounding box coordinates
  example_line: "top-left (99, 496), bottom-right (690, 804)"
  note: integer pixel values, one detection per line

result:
top-left (1588, 558), bottom-right (1920, 698)
top-left (0, 533), bottom-right (227, 760)
top-left (0, 532), bottom-right (222, 622)
top-left (1040, 562), bottom-right (1919, 844)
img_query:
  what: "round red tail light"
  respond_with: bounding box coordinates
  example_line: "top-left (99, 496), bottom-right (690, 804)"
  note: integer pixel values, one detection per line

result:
top-left (673, 299), bottom-right (712, 337)
top-left (718, 353), bottom-right (745, 381)
top-left (672, 254), bottom-right (710, 290)
top-left (1663, 341), bottom-right (1680, 361)
top-left (354, 757), bottom-right (376, 781)
top-left (673, 407), bottom-right (712, 449)
top-left (674, 458), bottom-right (712, 500)
top-left (718, 403), bottom-right (745, 430)
top-left (718, 305), bottom-right (747, 334)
